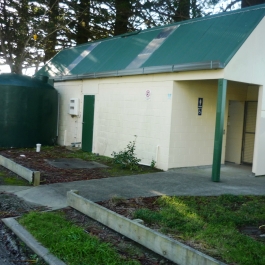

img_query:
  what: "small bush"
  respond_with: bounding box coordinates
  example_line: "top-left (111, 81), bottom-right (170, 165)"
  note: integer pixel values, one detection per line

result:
top-left (111, 137), bottom-right (141, 171)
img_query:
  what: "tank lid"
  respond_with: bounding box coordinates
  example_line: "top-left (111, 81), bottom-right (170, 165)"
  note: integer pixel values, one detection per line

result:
top-left (33, 75), bottom-right (49, 83)
top-left (0, 73), bottom-right (54, 89)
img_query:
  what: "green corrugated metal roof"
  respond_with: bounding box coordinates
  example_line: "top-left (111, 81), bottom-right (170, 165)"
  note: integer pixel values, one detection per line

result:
top-left (36, 4), bottom-right (265, 79)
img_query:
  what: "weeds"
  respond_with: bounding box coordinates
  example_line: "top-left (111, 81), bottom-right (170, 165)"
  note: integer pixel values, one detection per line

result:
top-left (111, 137), bottom-right (141, 171)
top-left (150, 159), bottom-right (156, 168)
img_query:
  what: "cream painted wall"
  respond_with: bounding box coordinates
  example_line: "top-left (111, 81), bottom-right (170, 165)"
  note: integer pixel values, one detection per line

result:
top-left (55, 75), bottom-right (174, 170)
top-left (94, 81), bottom-right (173, 170)
top-left (169, 80), bottom-right (218, 168)
top-left (168, 80), bottom-right (258, 169)
top-left (224, 17), bottom-right (265, 175)
top-left (55, 81), bottom-right (83, 146)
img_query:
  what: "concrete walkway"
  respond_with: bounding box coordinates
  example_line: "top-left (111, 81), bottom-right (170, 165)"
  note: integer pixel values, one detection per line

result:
top-left (1, 163), bottom-right (264, 209)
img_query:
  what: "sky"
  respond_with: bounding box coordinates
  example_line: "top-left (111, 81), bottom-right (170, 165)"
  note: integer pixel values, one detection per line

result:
top-left (0, 64), bottom-right (36, 76)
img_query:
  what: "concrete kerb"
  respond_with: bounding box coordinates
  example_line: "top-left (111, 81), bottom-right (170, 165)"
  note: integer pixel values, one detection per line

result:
top-left (0, 155), bottom-right (40, 186)
top-left (2, 218), bottom-right (66, 265)
top-left (67, 190), bottom-right (226, 265)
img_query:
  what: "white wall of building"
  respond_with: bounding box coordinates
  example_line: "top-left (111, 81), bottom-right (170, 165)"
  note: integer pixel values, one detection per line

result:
top-left (55, 75), bottom-right (174, 170)
top-left (168, 80), bottom-right (258, 169)
top-left (55, 81), bottom-right (83, 146)
top-left (169, 80), bottom-right (218, 168)
top-left (53, 12), bottom-right (265, 173)
top-left (224, 17), bottom-right (265, 175)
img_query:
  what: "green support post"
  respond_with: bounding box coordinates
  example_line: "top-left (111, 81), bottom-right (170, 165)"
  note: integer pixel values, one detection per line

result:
top-left (212, 79), bottom-right (227, 182)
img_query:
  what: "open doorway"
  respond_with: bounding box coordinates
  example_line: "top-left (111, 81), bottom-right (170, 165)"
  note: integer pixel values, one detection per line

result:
top-left (225, 100), bottom-right (257, 165)
top-left (225, 101), bottom-right (244, 164)
top-left (241, 101), bottom-right (257, 164)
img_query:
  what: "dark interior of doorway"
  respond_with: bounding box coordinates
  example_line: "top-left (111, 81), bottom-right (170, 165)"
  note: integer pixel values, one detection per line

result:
top-left (241, 101), bottom-right (257, 165)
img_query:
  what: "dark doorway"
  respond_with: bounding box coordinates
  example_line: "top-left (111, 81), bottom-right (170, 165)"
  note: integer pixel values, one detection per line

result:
top-left (242, 101), bottom-right (257, 164)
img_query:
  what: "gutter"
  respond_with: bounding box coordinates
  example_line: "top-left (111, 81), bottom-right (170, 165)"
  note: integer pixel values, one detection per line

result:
top-left (51, 61), bottom-right (224, 82)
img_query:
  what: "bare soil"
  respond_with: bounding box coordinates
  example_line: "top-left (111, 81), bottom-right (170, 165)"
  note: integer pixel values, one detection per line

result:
top-left (0, 147), bottom-right (108, 185)
top-left (0, 192), bottom-right (48, 265)
top-left (61, 207), bottom-right (175, 265)
top-left (98, 196), bottom-right (265, 262)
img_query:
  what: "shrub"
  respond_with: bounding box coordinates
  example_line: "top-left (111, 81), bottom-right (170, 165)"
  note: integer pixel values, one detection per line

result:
top-left (111, 137), bottom-right (141, 171)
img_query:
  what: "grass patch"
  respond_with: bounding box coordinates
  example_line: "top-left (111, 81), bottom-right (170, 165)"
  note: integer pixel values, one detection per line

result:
top-left (0, 171), bottom-right (30, 186)
top-left (64, 149), bottom-right (161, 177)
top-left (133, 195), bottom-right (265, 265)
top-left (19, 211), bottom-right (140, 265)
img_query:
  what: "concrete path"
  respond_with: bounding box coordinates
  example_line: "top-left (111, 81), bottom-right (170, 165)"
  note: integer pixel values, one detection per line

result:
top-left (1, 163), bottom-right (264, 209)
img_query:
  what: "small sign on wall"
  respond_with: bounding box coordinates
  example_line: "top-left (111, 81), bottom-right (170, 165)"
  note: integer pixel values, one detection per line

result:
top-left (198, 98), bottom-right (203, 116)
top-left (145, 89), bottom-right (151, 100)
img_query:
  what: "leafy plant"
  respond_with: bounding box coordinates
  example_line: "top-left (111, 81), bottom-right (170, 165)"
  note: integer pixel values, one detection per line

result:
top-left (111, 136), bottom-right (141, 171)
top-left (150, 159), bottom-right (156, 168)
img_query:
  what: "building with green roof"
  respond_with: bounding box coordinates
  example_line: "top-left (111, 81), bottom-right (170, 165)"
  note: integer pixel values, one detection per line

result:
top-left (37, 4), bottom-right (265, 179)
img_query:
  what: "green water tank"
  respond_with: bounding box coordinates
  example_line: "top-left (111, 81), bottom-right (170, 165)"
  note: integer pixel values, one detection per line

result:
top-left (0, 74), bottom-right (58, 148)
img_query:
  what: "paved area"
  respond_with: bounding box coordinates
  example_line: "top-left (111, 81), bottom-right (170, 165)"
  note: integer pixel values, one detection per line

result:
top-left (0, 163), bottom-right (264, 209)
top-left (45, 158), bottom-right (108, 169)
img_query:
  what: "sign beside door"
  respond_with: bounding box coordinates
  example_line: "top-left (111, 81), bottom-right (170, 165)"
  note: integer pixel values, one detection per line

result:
top-left (198, 98), bottom-right (203, 116)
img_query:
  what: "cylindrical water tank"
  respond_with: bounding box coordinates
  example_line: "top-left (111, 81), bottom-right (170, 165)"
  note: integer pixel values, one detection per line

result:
top-left (0, 73), bottom-right (58, 148)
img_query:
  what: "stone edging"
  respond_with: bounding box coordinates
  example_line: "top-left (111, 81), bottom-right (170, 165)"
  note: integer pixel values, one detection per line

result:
top-left (2, 218), bottom-right (66, 265)
top-left (67, 190), bottom-right (226, 265)
top-left (0, 155), bottom-right (40, 186)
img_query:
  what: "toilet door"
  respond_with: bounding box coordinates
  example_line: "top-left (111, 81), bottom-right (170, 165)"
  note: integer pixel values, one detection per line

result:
top-left (242, 101), bottom-right (257, 164)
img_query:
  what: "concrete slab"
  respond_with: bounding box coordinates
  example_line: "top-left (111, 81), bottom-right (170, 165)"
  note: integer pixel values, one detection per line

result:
top-left (1, 163), bottom-right (264, 210)
top-left (45, 164), bottom-right (265, 203)
top-left (45, 158), bottom-right (108, 169)
top-left (0, 185), bottom-right (32, 193)
top-left (14, 186), bottom-right (67, 210)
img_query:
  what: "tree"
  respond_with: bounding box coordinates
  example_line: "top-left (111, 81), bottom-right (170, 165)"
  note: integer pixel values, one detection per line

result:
top-left (113, 0), bottom-right (133, 35)
top-left (0, 0), bottom-right (40, 74)
top-left (0, 0), bottom-right (227, 74)
top-left (44, 0), bottom-right (60, 62)
top-left (241, 0), bottom-right (265, 7)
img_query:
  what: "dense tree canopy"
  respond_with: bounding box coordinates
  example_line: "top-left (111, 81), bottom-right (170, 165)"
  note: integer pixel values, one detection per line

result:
top-left (0, 0), bottom-right (264, 74)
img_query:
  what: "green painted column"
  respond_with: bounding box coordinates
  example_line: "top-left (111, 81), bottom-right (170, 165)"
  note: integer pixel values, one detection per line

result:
top-left (212, 79), bottom-right (227, 182)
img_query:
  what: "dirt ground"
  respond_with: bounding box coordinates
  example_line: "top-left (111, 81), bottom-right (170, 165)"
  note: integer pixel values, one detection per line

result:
top-left (0, 192), bottom-right (175, 265)
top-left (0, 148), bottom-right (175, 265)
top-left (0, 192), bottom-right (48, 265)
top-left (0, 147), bottom-right (108, 185)
top-left (61, 207), bottom-right (175, 265)
top-left (1, 147), bottom-right (264, 265)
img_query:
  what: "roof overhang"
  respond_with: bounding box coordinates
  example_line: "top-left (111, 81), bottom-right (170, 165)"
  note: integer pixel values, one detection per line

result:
top-left (51, 61), bottom-right (225, 82)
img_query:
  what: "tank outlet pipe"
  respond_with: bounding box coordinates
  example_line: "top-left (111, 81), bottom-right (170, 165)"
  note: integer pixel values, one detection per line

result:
top-left (36, 144), bottom-right (41, 152)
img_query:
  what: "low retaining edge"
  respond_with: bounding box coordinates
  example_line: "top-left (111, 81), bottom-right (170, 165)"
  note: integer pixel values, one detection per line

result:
top-left (0, 155), bottom-right (40, 186)
top-left (67, 190), bottom-right (226, 265)
top-left (2, 218), bottom-right (66, 265)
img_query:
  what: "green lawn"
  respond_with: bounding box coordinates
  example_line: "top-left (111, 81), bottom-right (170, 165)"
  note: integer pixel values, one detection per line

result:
top-left (133, 195), bottom-right (265, 265)
top-left (19, 211), bottom-right (140, 265)
top-left (0, 170), bottom-right (30, 186)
